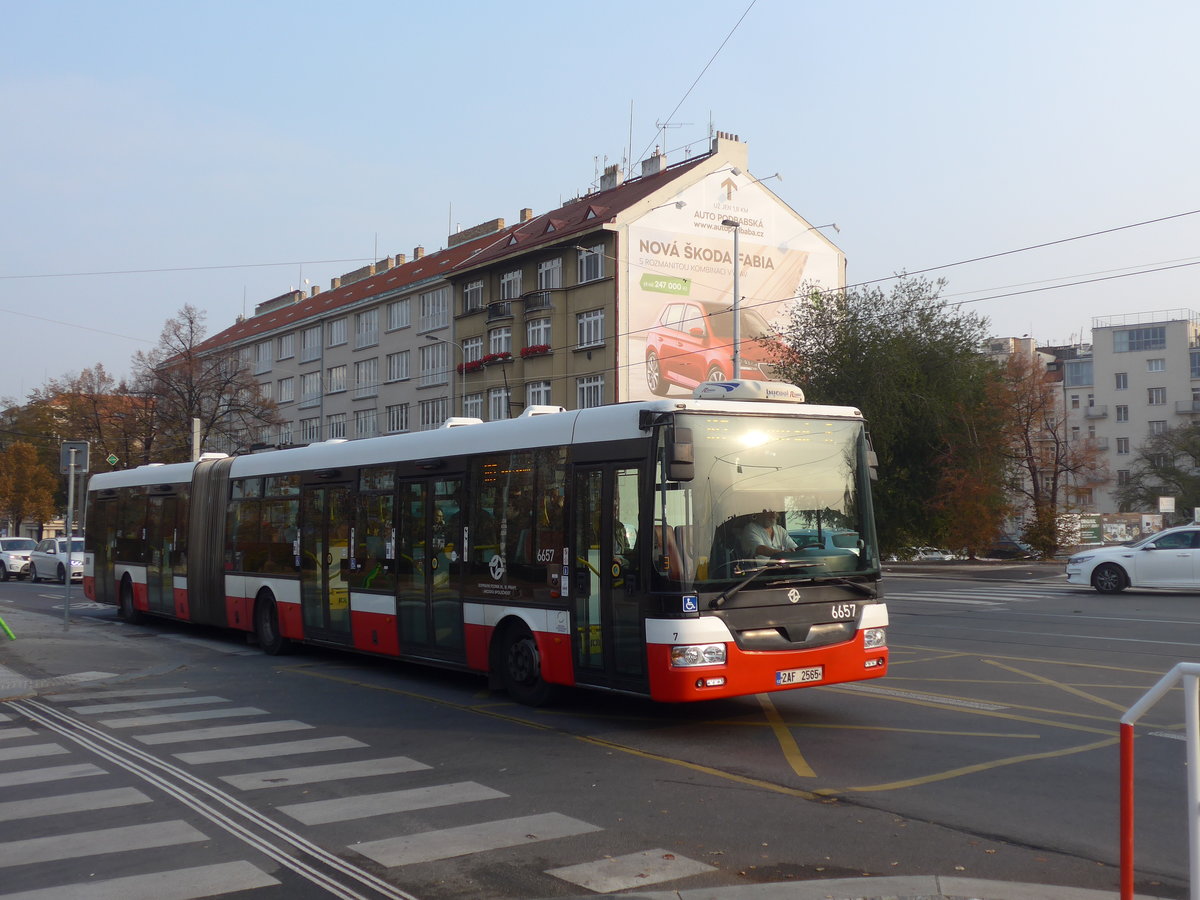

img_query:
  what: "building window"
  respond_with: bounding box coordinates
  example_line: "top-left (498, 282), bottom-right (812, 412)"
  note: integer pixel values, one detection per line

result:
top-left (1070, 395), bottom-right (1080, 409)
top-left (1063, 359), bottom-right (1092, 387)
top-left (537, 257), bottom-right (562, 290)
top-left (355, 309), bottom-right (378, 349)
top-left (500, 269), bottom-right (523, 301)
top-left (326, 365), bottom-right (347, 394)
top-left (419, 343), bottom-right (449, 387)
top-left (277, 421), bottom-right (293, 446)
top-left (276, 332), bottom-right (295, 361)
top-left (1115, 404), bottom-right (1128, 422)
top-left (419, 398), bottom-right (448, 430)
top-left (1149, 420), bottom-right (1168, 435)
top-left (489, 326), bottom-right (512, 356)
top-left (418, 286), bottom-right (450, 332)
top-left (1192, 349), bottom-right (1200, 378)
top-left (527, 317), bottom-right (551, 347)
top-left (463, 393), bottom-right (483, 419)
top-left (300, 417), bottom-right (320, 443)
top-left (300, 372), bottom-right (322, 407)
top-left (577, 309), bottom-right (605, 348)
top-left (1116, 469), bottom-right (1131, 485)
top-left (326, 413), bottom-right (346, 439)
top-left (577, 374), bottom-right (605, 408)
top-left (386, 350), bottom-right (410, 382)
top-left (1150, 453), bottom-right (1172, 469)
top-left (1116, 437), bottom-right (1130, 455)
top-left (1113, 327), bottom-right (1165, 352)
top-left (301, 326), bottom-right (322, 363)
top-left (463, 280), bottom-right (484, 313)
top-left (327, 318), bottom-right (347, 347)
top-left (1147, 358), bottom-right (1166, 373)
top-left (354, 409), bottom-right (378, 438)
top-left (278, 376), bottom-right (295, 404)
top-left (1148, 387), bottom-right (1166, 405)
top-left (488, 387), bottom-right (511, 421)
top-left (386, 298), bottom-right (410, 331)
top-left (252, 341), bottom-right (272, 375)
top-left (1115, 372), bottom-right (1128, 390)
top-left (578, 244), bottom-right (603, 283)
top-left (386, 403), bottom-right (409, 434)
top-left (463, 336), bottom-right (483, 364)
top-left (259, 381), bottom-right (274, 403)
top-left (354, 358), bottom-right (379, 399)
top-left (526, 381), bottom-right (552, 407)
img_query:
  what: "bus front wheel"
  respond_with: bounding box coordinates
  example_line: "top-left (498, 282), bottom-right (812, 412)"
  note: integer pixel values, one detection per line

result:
top-left (499, 623), bottom-right (555, 707)
top-left (254, 594), bottom-right (289, 656)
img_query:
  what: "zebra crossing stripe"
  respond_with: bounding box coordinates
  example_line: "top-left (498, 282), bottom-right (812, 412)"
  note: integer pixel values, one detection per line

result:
top-left (0, 819), bottom-right (206, 868)
top-left (175, 735), bottom-right (366, 765)
top-left (546, 847), bottom-right (716, 893)
top-left (279, 781), bottom-right (508, 826)
top-left (136, 720), bottom-right (312, 745)
top-left (0, 742), bottom-right (69, 763)
top-left (100, 707), bottom-right (268, 729)
top-left (354, 812), bottom-right (602, 866)
top-left (0, 860), bottom-right (279, 900)
top-left (68, 696), bottom-right (231, 714)
top-left (221, 755), bottom-right (430, 791)
top-left (0, 787), bottom-right (151, 823)
top-left (0, 763), bottom-right (105, 788)
top-left (0, 727), bottom-right (36, 741)
top-left (47, 687), bottom-right (195, 702)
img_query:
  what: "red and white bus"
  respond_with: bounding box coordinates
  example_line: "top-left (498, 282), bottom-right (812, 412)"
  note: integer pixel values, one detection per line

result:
top-left (84, 381), bottom-right (887, 704)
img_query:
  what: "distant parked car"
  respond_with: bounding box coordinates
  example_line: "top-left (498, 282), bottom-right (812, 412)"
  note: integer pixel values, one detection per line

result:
top-left (29, 536), bottom-right (85, 584)
top-left (645, 300), bottom-right (778, 395)
top-left (0, 537), bottom-right (36, 581)
top-left (1066, 525), bottom-right (1200, 593)
top-left (913, 547), bottom-right (952, 561)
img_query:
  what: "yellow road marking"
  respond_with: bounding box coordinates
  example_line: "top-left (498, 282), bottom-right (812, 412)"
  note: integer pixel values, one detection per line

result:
top-left (756, 693), bottom-right (815, 777)
top-left (830, 736), bottom-right (1118, 794)
top-left (984, 659), bottom-right (1131, 713)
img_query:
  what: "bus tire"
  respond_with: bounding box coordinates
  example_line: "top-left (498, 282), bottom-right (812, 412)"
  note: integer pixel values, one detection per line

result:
top-left (254, 593), bottom-right (289, 656)
top-left (119, 577), bottom-right (143, 624)
top-left (498, 622), bottom-right (556, 707)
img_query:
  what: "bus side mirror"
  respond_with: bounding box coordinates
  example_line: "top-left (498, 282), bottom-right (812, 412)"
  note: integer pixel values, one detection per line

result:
top-left (668, 427), bottom-right (694, 482)
top-left (867, 449), bottom-right (879, 482)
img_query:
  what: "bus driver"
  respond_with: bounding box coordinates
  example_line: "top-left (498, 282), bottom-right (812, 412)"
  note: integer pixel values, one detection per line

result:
top-left (741, 510), bottom-right (797, 558)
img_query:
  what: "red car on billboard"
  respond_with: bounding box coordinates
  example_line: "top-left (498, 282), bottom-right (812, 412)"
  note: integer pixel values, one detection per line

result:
top-left (645, 300), bottom-right (777, 395)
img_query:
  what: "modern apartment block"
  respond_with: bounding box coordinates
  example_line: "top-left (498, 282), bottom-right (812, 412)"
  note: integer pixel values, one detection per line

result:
top-left (1060, 309), bottom-right (1200, 512)
top-left (193, 132), bottom-right (846, 449)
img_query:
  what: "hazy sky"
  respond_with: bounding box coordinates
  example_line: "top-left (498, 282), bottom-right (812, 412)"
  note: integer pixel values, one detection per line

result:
top-left (3, 0), bottom-right (1197, 403)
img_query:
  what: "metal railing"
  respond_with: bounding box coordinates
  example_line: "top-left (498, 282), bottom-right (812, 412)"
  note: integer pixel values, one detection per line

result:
top-left (1120, 662), bottom-right (1200, 900)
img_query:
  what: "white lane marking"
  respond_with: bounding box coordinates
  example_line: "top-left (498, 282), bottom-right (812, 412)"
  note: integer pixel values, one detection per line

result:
top-left (838, 682), bottom-right (1010, 710)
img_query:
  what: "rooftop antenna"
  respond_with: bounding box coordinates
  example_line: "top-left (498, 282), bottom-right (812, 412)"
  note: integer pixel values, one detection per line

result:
top-left (626, 99), bottom-right (634, 180)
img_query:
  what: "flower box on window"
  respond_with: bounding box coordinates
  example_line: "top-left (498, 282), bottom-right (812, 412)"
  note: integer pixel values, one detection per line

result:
top-left (520, 344), bottom-right (551, 359)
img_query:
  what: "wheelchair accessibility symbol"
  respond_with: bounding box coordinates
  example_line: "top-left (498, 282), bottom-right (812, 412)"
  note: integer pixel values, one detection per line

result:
top-left (681, 594), bottom-right (699, 613)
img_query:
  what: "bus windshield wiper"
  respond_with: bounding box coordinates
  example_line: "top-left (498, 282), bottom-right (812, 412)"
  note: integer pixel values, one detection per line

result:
top-left (709, 560), bottom-right (818, 609)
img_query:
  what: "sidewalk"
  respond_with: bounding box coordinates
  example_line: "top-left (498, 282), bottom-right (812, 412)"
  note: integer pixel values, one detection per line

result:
top-left (0, 604), bottom-right (1170, 900)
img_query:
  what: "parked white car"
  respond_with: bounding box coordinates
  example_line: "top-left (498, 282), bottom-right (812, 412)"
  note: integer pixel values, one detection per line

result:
top-left (29, 537), bottom-right (85, 584)
top-left (0, 537), bottom-right (36, 581)
top-left (1066, 525), bottom-right (1200, 593)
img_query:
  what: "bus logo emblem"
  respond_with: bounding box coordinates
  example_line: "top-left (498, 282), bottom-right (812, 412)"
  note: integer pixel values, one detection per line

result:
top-left (787, 589), bottom-right (802, 604)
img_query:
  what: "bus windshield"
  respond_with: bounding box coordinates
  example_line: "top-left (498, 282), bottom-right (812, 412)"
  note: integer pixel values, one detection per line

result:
top-left (653, 411), bottom-right (877, 589)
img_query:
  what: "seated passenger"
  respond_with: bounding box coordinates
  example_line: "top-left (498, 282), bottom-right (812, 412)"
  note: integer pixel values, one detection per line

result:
top-left (740, 510), bottom-right (797, 558)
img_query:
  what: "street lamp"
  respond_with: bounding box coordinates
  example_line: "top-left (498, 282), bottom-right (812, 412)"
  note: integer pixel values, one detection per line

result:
top-left (721, 218), bottom-right (742, 379)
top-left (425, 334), bottom-right (463, 418)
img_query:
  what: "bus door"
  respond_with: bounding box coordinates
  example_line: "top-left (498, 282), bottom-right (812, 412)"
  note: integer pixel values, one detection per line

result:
top-left (571, 464), bottom-right (646, 691)
top-left (145, 492), bottom-right (179, 615)
top-left (395, 476), bottom-right (465, 659)
top-left (300, 482), bottom-right (354, 644)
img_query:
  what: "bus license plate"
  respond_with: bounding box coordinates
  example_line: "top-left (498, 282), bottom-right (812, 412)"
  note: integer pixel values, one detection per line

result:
top-left (776, 666), bottom-right (823, 685)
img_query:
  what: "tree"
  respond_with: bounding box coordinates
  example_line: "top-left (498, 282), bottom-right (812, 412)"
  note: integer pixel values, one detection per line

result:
top-left (1113, 423), bottom-right (1200, 520)
top-left (130, 305), bottom-right (281, 463)
top-left (996, 352), bottom-right (1106, 557)
top-left (0, 441), bottom-right (57, 536)
top-left (770, 276), bottom-right (1003, 552)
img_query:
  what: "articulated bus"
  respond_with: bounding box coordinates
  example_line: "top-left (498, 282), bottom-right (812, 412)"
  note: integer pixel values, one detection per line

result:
top-left (84, 381), bottom-right (888, 705)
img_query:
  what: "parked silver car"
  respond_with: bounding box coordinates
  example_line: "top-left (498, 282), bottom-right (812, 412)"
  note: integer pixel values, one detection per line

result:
top-left (0, 537), bottom-right (36, 581)
top-left (29, 537), bottom-right (85, 584)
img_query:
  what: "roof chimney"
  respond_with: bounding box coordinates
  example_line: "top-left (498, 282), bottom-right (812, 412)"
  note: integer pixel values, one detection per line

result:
top-left (413, 246), bottom-right (425, 260)
top-left (520, 208), bottom-right (534, 222)
top-left (395, 253), bottom-right (406, 265)
top-left (310, 285), bottom-right (321, 297)
top-left (640, 147), bottom-right (667, 177)
top-left (330, 276), bottom-right (341, 289)
top-left (600, 164), bottom-right (624, 191)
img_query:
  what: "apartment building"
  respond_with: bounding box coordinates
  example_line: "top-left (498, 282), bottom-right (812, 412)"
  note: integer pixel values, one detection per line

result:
top-left (193, 132), bottom-right (846, 448)
top-left (1061, 309), bottom-right (1200, 512)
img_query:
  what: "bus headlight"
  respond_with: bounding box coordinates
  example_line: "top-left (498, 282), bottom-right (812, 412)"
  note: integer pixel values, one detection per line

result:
top-left (670, 643), bottom-right (727, 667)
top-left (862, 628), bottom-right (886, 649)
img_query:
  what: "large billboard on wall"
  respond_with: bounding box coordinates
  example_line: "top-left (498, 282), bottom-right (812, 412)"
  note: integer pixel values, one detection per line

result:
top-left (621, 172), bottom-right (844, 402)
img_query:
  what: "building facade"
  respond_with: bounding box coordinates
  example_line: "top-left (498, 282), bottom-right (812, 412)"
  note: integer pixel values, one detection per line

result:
top-left (194, 132), bottom-right (846, 450)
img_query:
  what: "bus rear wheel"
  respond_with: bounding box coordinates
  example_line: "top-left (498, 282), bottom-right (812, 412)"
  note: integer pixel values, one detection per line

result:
top-left (499, 623), bottom-right (555, 707)
top-left (119, 578), bottom-right (143, 624)
top-left (254, 594), bottom-right (289, 656)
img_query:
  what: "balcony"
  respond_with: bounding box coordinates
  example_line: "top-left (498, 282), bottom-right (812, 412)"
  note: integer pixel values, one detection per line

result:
top-left (523, 291), bottom-right (553, 311)
top-left (487, 301), bottom-right (512, 321)
top-left (1083, 405), bottom-right (1108, 419)
top-left (1175, 400), bottom-right (1200, 414)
